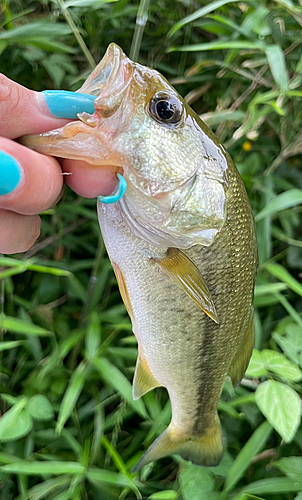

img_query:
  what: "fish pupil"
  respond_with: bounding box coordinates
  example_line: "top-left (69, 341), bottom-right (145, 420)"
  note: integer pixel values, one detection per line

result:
top-left (156, 100), bottom-right (175, 121)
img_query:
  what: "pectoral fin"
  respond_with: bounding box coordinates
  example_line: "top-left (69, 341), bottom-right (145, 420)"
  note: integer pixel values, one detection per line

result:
top-left (153, 248), bottom-right (219, 324)
top-left (133, 352), bottom-right (162, 400)
top-left (229, 311), bottom-right (255, 386)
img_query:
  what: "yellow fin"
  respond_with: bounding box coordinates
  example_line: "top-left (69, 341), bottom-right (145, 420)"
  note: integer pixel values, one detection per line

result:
top-left (153, 248), bottom-right (219, 324)
top-left (132, 413), bottom-right (223, 472)
top-left (133, 352), bottom-right (162, 401)
top-left (229, 312), bottom-right (255, 386)
top-left (112, 262), bottom-right (135, 326)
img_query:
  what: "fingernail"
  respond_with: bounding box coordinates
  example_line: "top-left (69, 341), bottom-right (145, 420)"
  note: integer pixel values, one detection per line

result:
top-left (43, 90), bottom-right (97, 119)
top-left (0, 151), bottom-right (22, 195)
top-left (98, 173), bottom-right (127, 204)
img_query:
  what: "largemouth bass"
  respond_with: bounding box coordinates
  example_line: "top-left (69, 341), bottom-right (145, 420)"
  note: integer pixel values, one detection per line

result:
top-left (22, 44), bottom-right (257, 470)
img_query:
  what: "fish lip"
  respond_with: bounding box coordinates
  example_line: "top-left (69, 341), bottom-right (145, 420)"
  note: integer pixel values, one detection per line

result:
top-left (78, 43), bottom-right (129, 98)
top-left (20, 43), bottom-right (131, 166)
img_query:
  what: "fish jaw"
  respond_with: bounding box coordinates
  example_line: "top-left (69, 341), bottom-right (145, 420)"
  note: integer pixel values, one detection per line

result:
top-left (20, 43), bottom-right (133, 168)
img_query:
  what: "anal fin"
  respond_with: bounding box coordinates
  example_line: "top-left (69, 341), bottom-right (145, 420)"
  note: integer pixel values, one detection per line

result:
top-left (133, 352), bottom-right (162, 400)
top-left (229, 311), bottom-right (255, 386)
top-left (152, 248), bottom-right (219, 324)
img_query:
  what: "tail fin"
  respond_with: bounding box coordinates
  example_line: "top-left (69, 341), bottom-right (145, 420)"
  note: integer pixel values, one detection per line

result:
top-left (132, 415), bottom-right (223, 472)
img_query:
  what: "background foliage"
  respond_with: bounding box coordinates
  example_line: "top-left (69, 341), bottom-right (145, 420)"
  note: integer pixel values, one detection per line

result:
top-left (1, 0), bottom-right (302, 498)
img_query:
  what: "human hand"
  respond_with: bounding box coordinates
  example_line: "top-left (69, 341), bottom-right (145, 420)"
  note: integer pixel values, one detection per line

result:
top-left (0, 75), bottom-right (118, 254)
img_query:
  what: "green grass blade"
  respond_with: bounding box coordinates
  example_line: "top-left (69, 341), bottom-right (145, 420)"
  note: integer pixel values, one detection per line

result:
top-left (0, 314), bottom-right (52, 337)
top-left (264, 262), bottom-right (302, 297)
top-left (0, 461), bottom-right (85, 475)
top-left (56, 361), bottom-right (88, 434)
top-left (93, 357), bottom-right (148, 419)
top-left (255, 189), bottom-right (302, 222)
top-left (265, 45), bottom-right (289, 90)
top-left (169, 0), bottom-right (250, 36)
top-left (224, 421), bottom-right (273, 491)
top-left (86, 467), bottom-right (136, 487)
top-left (240, 477), bottom-right (302, 495)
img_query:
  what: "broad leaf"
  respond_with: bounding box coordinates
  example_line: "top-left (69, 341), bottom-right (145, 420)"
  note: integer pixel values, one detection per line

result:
top-left (0, 400), bottom-right (33, 442)
top-left (261, 349), bottom-right (302, 381)
top-left (255, 380), bottom-right (301, 442)
top-left (274, 456), bottom-right (302, 482)
top-left (246, 349), bottom-right (267, 378)
top-left (179, 463), bottom-right (214, 500)
top-left (28, 395), bottom-right (54, 421)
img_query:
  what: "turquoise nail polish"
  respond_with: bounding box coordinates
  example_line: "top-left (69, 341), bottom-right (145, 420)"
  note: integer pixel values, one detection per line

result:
top-left (98, 174), bottom-right (127, 204)
top-left (43, 90), bottom-right (97, 119)
top-left (0, 151), bottom-right (21, 195)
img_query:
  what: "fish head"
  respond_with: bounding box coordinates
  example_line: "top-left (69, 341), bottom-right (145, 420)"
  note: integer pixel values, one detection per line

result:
top-left (22, 43), bottom-right (230, 249)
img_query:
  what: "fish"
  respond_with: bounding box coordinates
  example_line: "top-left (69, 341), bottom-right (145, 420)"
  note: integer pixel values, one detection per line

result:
top-left (21, 43), bottom-right (257, 471)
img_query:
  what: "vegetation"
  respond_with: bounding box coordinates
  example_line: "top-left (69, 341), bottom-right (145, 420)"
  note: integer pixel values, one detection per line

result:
top-left (1, 0), bottom-right (302, 498)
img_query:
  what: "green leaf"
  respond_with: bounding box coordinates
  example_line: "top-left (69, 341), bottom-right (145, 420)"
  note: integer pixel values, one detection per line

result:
top-left (169, 0), bottom-right (250, 36)
top-left (93, 357), bottom-right (148, 419)
top-left (224, 421), bottom-right (272, 491)
top-left (85, 311), bottom-right (101, 361)
top-left (27, 395), bottom-right (54, 421)
top-left (274, 456), bottom-right (302, 482)
top-left (0, 461), bottom-right (84, 475)
top-left (255, 380), bottom-right (302, 442)
top-left (240, 477), bottom-right (302, 495)
top-left (56, 361), bottom-right (87, 434)
top-left (261, 349), bottom-right (302, 381)
top-left (149, 492), bottom-right (178, 499)
top-left (22, 477), bottom-right (70, 500)
top-left (255, 189), bottom-right (302, 222)
top-left (0, 340), bottom-right (24, 352)
top-left (0, 400), bottom-right (33, 442)
top-left (169, 41), bottom-right (264, 53)
top-left (246, 349), bottom-right (267, 378)
top-left (254, 283), bottom-right (287, 296)
top-left (273, 324), bottom-right (302, 366)
top-left (64, 0), bottom-right (118, 7)
top-left (0, 22), bottom-right (72, 39)
top-left (0, 314), bottom-right (52, 336)
top-left (179, 462), bottom-right (214, 500)
top-left (264, 262), bottom-right (302, 297)
top-left (265, 45), bottom-right (289, 91)
top-left (86, 467), bottom-right (134, 487)
top-left (101, 436), bottom-right (141, 498)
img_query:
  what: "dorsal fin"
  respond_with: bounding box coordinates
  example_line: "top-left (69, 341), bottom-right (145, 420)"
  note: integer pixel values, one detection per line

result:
top-left (152, 248), bottom-right (219, 324)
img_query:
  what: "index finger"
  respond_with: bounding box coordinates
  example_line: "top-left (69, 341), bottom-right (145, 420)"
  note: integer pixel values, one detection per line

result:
top-left (0, 74), bottom-right (70, 139)
top-left (0, 74), bottom-right (95, 139)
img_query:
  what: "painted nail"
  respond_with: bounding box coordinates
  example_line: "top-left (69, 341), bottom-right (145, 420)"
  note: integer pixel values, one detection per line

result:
top-left (98, 173), bottom-right (127, 204)
top-left (0, 151), bottom-right (22, 195)
top-left (43, 90), bottom-right (97, 119)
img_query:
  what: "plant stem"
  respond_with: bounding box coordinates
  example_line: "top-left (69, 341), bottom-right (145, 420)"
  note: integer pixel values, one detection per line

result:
top-left (130, 0), bottom-right (151, 61)
top-left (57, 0), bottom-right (96, 70)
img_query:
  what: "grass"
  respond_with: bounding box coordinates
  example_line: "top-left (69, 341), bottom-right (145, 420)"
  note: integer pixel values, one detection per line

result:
top-left (1, 0), bottom-right (302, 498)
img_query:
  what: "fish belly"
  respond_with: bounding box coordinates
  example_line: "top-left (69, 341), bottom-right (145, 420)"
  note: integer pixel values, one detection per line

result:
top-left (97, 195), bottom-right (255, 468)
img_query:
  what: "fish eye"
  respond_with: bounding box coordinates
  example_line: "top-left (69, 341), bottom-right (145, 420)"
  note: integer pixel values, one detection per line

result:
top-left (148, 92), bottom-right (183, 125)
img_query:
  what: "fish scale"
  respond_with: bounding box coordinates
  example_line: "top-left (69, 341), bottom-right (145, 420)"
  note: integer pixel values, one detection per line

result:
top-left (21, 43), bottom-right (257, 470)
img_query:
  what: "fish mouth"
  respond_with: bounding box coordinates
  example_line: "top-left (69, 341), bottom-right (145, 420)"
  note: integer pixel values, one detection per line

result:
top-left (20, 43), bottom-right (132, 169)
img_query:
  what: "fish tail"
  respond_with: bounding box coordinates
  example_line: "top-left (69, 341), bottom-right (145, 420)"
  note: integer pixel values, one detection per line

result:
top-left (132, 414), bottom-right (223, 472)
